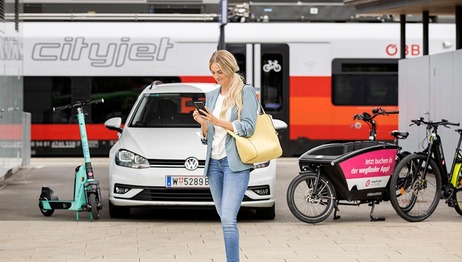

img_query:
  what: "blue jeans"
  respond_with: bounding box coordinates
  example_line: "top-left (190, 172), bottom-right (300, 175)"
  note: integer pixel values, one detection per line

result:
top-left (207, 157), bottom-right (250, 262)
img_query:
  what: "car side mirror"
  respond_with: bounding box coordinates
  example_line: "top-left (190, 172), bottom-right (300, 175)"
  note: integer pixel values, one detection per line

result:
top-left (105, 117), bottom-right (123, 133)
top-left (272, 119), bottom-right (287, 132)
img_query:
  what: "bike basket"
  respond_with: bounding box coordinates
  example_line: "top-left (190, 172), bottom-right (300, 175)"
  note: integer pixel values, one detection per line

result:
top-left (299, 141), bottom-right (398, 200)
top-left (299, 141), bottom-right (392, 164)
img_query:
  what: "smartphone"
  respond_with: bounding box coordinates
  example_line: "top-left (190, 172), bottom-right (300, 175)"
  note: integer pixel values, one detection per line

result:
top-left (193, 101), bottom-right (206, 116)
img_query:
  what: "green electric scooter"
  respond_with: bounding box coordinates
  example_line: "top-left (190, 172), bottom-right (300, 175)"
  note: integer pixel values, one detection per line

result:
top-left (38, 99), bottom-right (104, 221)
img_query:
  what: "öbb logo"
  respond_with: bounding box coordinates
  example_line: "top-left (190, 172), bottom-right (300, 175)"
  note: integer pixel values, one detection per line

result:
top-left (386, 44), bottom-right (421, 57)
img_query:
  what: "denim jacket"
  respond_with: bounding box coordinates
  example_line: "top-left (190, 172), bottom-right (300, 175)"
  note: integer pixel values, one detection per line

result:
top-left (202, 85), bottom-right (258, 175)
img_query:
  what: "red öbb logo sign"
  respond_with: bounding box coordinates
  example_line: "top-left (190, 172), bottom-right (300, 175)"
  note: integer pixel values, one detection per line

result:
top-left (386, 44), bottom-right (421, 56)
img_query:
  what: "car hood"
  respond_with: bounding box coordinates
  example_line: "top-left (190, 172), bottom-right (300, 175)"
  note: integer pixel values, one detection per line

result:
top-left (119, 127), bottom-right (207, 160)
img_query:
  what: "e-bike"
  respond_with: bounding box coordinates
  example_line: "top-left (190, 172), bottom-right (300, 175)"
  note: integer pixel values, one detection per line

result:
top-left (389, 117), bottom-right (462, 222)
top-left (38, 99), bottom-right (104, 221)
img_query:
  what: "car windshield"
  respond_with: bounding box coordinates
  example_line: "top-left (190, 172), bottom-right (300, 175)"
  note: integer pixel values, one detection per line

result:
top-left (128, 93), bottom-right (205, 128)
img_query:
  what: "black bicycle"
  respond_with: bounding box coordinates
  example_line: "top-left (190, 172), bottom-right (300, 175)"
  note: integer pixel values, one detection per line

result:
top-left (389, 117), bottom-right (462, 222)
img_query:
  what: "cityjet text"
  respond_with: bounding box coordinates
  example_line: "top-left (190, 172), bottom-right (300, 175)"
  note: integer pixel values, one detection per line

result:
top-left (31, 37), bottom-right (174, 67)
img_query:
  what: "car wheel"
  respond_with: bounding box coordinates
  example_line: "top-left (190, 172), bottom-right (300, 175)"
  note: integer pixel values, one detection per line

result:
top-left (255, 204), bottom-right (275, 220)
top-left (109, 202), bottom-right (130, 218)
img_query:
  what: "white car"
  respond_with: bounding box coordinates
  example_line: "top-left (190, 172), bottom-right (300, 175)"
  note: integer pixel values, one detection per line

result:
top-left (104, 82), bottom-right (285, 219)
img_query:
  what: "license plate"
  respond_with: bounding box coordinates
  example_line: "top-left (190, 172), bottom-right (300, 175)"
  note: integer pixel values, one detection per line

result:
top-left (166, 176), bottom-right (209, 188)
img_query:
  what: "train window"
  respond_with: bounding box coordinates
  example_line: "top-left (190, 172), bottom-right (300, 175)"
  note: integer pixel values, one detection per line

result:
top-left (52, 77), bottom-right (72, 123)
top-left (24, 76), bottom-right (180, 124)
top-left (332, 59), bottom-right (398, 106)
top-left (261, 53), bottom-right (283, 112)
top-left (24, 77), bottom-right (72, 124)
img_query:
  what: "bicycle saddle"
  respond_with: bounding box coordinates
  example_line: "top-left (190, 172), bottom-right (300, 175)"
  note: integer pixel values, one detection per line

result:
top-left (391, 130), bottom-right (409, 139)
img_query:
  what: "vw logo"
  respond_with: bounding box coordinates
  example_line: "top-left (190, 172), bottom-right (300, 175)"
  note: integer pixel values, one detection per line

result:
top-left (184, 157), bottom-right (199, 171)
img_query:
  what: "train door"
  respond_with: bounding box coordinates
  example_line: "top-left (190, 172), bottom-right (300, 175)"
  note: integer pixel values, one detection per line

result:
top-left (227, 44), bottom-right (290, 156)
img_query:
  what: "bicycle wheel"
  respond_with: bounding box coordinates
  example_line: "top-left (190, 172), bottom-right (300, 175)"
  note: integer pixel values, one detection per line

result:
top-left (88, 193), bottom-right (100, 221)
top-left (396, 151), bottom-right (411, 165)
top-left (389, 154), bottom-right (441, 222)
top-left (454, 188), bottom-right (462, 215)
top-left (286, 173), bottom-right (335, 224)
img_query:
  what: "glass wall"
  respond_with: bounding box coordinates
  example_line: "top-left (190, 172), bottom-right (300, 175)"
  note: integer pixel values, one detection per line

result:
top-left (0, 0), bottom-right (24, 178)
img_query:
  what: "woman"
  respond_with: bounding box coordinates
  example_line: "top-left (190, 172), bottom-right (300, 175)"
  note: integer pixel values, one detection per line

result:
top-left (192, 49), bottom-right (258, 262)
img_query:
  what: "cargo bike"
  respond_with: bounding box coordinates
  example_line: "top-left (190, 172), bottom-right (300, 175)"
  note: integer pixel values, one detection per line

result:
top-left (287, 108), bottom-right (408, 223)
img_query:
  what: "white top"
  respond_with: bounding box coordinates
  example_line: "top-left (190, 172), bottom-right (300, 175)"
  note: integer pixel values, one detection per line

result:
top-left (211, 94), bottom-right (232, 160)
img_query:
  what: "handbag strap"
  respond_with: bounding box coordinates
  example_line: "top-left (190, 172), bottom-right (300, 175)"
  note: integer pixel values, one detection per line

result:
top-left (234, 86), bottom-right (277, 132)
top-left (238, 85), bottom-right (265, 121)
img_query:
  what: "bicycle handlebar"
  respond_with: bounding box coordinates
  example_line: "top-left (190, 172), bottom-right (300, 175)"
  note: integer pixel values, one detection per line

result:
top-left (410, 117), bottom-right (460, 128)
top-left (353, 107), bottom-right (398, 121)
top-left (53, 99), bottom-right (104, 112)
top-left (353, 112), bottom-right (371, 121)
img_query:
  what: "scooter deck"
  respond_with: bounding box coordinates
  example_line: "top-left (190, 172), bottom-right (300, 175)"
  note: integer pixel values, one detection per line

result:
top-left (40, 200), bottom-right (84, 211)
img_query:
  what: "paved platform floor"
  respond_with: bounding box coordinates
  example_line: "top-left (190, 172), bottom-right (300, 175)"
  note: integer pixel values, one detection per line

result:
top-left (1, 158), bottom-right (462, 262)
top-left (2, 219), bottom-right (462, 261)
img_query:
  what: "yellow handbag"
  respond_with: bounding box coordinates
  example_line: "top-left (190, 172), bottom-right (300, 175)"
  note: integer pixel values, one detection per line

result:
top-left (227, 107), bottom-right (283, 164)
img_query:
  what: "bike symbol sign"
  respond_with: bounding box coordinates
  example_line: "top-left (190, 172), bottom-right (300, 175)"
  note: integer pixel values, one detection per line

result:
top-left (263, 60), bottom-right (281, 72)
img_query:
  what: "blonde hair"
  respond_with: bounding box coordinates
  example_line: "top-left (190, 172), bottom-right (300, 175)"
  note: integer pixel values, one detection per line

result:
top-left (209, 50), bottom-right (244, 119)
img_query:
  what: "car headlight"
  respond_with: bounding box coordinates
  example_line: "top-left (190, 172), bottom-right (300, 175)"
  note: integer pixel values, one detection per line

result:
top-left (115, 149), bottom-right (150, 169)
top-left (253, 161), bottom-right (270, 169)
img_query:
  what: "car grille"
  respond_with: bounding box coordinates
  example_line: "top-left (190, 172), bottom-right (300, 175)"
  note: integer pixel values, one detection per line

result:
top-left (148, 159), bottom-right (206, 168)
top-left (132, 187), bottom-right (213, 202)
top-left (118, 185), bottom-right (254, 202)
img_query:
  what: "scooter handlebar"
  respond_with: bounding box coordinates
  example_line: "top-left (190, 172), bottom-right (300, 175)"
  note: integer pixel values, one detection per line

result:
top-left (53, 99), bottom-right (104, 112)
top-left (87, 98), bottom-right (104, 107)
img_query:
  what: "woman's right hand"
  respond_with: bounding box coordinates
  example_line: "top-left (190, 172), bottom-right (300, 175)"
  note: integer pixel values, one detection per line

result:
top-left (193, 109), bottom-right (208, 136)
top-left (193, 109), bottom-right (207, 125)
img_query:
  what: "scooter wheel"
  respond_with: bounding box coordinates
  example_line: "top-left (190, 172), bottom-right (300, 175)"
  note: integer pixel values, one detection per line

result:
top-left (39, 188), bottom-right (59, 217)
top-left (88, 193), bottom-right (100, 221)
